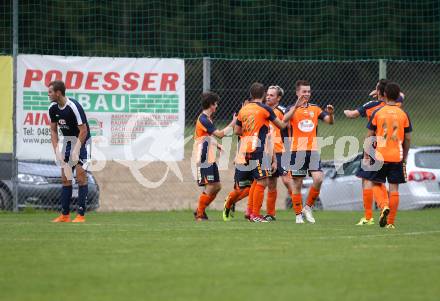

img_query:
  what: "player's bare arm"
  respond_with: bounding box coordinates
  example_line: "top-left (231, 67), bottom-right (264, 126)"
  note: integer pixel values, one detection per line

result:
top-left (402, 132), bottom-right (411, 163)
top-left (213, 114), bottom-right (237, 139)
top-left (323, 104), bottom-right (334, 124)
top-left (280, 95), bottom-right (308, 126)
top-left (271, 152), bottom-right (278, 173)
top-left (50, 121), bottom-right (63, 163)
top-left (343, 109), bottom-right (360, 119)
top-left (72, 124), bottom-right (88, 163)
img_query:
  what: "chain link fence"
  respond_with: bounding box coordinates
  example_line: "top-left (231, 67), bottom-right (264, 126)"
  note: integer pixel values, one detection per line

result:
top-left (2, 58), bottom-right (439, 212)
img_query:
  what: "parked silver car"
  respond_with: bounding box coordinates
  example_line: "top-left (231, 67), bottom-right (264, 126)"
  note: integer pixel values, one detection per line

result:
top-left (305, 147), bottom-right (440, 210)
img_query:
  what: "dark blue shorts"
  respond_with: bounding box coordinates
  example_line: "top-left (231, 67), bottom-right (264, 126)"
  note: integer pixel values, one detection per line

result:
top-left (197, 162), bottom-right (220, 186)
top-left (361, 162), bottom-right (407, 184)
top-left (288, 151), bottom-right (322, 177)
top-left (271, 152), bottom-right (289, 177)
top-left (356, 155), bottom-right (376, 180)
top-left (234, 152), bottom-right (271, 188)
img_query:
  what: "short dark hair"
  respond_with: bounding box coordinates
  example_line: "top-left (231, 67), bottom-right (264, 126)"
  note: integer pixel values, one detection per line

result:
top-left (201, 91), bottom-right (220, 110)
top-left (250, 82), bottom-right (265, 100)
top-left (377, 79), bottom-right (390, 97)
top-left (49, 80), bottom-right (66, 96)
top-left (384, 82), bottom-right (401, 101)
top-left (296, 80), bottom-right (310, 90)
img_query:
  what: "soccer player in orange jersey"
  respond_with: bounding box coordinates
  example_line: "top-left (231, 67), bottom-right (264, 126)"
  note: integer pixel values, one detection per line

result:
top-left (365, 82), bottom-right (412, 228)
top-left (284, 80), bottom-right (334, 224)
top-left (234, 82), bottom-right (297, 222)
top-left (222, 100), bottom-right (253, 222)
top-left (344, 79), bottom-right (389, 225)
top-left (193, 92), bottom-right (236, 221)
top-left (263, 85), bottom-right (292, 221)
top-left (345, 79), bottom-right (405, 225)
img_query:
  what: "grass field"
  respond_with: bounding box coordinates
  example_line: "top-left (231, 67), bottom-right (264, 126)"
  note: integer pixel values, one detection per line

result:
top-left (1, 210), bottom-right (440, 301)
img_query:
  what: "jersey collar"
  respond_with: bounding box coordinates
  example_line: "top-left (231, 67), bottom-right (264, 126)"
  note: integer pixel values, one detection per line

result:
top-left (58, 97), bottom-right (70, 110)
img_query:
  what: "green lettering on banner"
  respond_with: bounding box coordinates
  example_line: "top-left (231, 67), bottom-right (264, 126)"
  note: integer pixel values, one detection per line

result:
top-left (22, 91), bottom-right (180, 114)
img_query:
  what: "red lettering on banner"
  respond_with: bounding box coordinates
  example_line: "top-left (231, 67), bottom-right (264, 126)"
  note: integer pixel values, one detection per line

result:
top-left (22, 69), bottom-right (181, 91)
top-left (142, 73), bottom-right (158, 91)
top-left (160, 73), bottom-right (178, 91)
top-left (23, 113), bottom-right (33, 125)
top-left (122, 73), bottom-right (140, 91)
top-left (23, 70), bottom-right (43, 87)
top-left (45, 70), bottom-right (63, 87)
top-left (85, 72), bottom-right (102, 90)
top-left (23, 113), bottom-right (51, 126)
top-left (41, 113), bottom-right (50, 125)
top-left (103, 72), bottom-right (120, 91)
top-left (65, 71), bottom-right (84, 89)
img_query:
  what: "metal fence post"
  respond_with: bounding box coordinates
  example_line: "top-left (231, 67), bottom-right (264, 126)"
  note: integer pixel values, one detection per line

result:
top-left (203, 57), bottom-right (211, 92)
top-left (379, 59), bottom-right (387, 79)
top-left (12, 0), bottom-right (19, 212)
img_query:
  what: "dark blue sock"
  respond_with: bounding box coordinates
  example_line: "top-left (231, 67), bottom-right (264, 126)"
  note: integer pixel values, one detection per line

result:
top-left (61, 186), bottom-right (72, 215)
top-left (77, 185), bottom-right (88, 216)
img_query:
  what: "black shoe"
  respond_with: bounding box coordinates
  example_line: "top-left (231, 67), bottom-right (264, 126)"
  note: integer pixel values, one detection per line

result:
top-left (193, 211), bottom-right (209, 221)
top-left (230, 203), bottom-right (236, 218)
top-left (379, 207), bottom-right (390, 227)
top-left (264, 214), bottom-right (276, 222)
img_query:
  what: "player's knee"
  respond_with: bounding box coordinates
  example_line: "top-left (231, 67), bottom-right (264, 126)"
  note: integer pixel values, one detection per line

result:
top-left (314, 177), bottom-right (323, 187)
top-left (268, 179), bottom-right (277, 191)
top-left (213, 182), bottom-right (221, 193)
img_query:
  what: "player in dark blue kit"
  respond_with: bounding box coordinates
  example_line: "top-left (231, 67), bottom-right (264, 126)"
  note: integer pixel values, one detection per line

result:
top-left (49, 80), bottom-right (91, 223)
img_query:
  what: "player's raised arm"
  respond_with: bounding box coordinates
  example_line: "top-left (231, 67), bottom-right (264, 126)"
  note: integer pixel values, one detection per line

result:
top-left (281, 95), bottom-right (307, 126)
top-left (322, 104), bottom-right (334, 124)
top-left (344, 109), bottom-right (360, 119)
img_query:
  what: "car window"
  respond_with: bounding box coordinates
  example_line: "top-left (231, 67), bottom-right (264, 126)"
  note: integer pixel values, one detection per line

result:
top-left (415, 150), bottom-right (440, 169)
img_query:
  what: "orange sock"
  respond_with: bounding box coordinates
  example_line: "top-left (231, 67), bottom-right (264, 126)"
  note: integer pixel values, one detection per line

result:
top-left (247, 181), bottom-right (257, 214)
top-left (306, 186), bottom-right (320, 207)
top-left (266, 190), bottom-right (277, 216)
top-left (379, 184), bottom-right (387, 208)
top-left (197, 192), bottom-right (215, 217)
top-left (225, 189), bottom-right (240, 209)
top-left (388, 191), bottom-right (399, 225)
top-left (363, 188), bottom-right (373, 220)
top-left (373, 184), bottom-right (389, 209)
top-left (252, 183), bottom-right (266, 216)
top-left (291, 193), bottom-right (302, 215)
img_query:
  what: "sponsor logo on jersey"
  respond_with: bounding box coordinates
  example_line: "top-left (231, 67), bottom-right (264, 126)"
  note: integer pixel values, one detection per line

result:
top-left (298, 119), bottom-right (315, 132)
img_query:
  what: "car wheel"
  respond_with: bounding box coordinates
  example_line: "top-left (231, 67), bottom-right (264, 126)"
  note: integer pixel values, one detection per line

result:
top-left (0, 186), bottom-right (13, 210)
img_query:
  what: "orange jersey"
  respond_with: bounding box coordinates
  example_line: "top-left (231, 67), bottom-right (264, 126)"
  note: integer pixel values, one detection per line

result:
top-left (269, 106), bottom-right (286, 153)
top-left (236, 102), bottom-right (276, 154)
top-left (357, 100), bottom-right (385, 120)
top-left (357, 100), bottom-right (402, 121)
top-left (367, 105), bottom-right (412, 162)
top-left (288, 104), bottom-right (328, 151)
top-left (193, 113), bottom-right (217, 164)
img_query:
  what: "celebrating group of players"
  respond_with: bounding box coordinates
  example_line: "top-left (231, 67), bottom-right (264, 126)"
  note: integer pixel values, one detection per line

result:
top-left (193, 79), bottom-right (411, 228)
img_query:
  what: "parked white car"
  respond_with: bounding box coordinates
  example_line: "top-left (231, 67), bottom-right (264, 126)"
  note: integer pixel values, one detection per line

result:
top-left (299, 147), bottom-right (440, 210)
